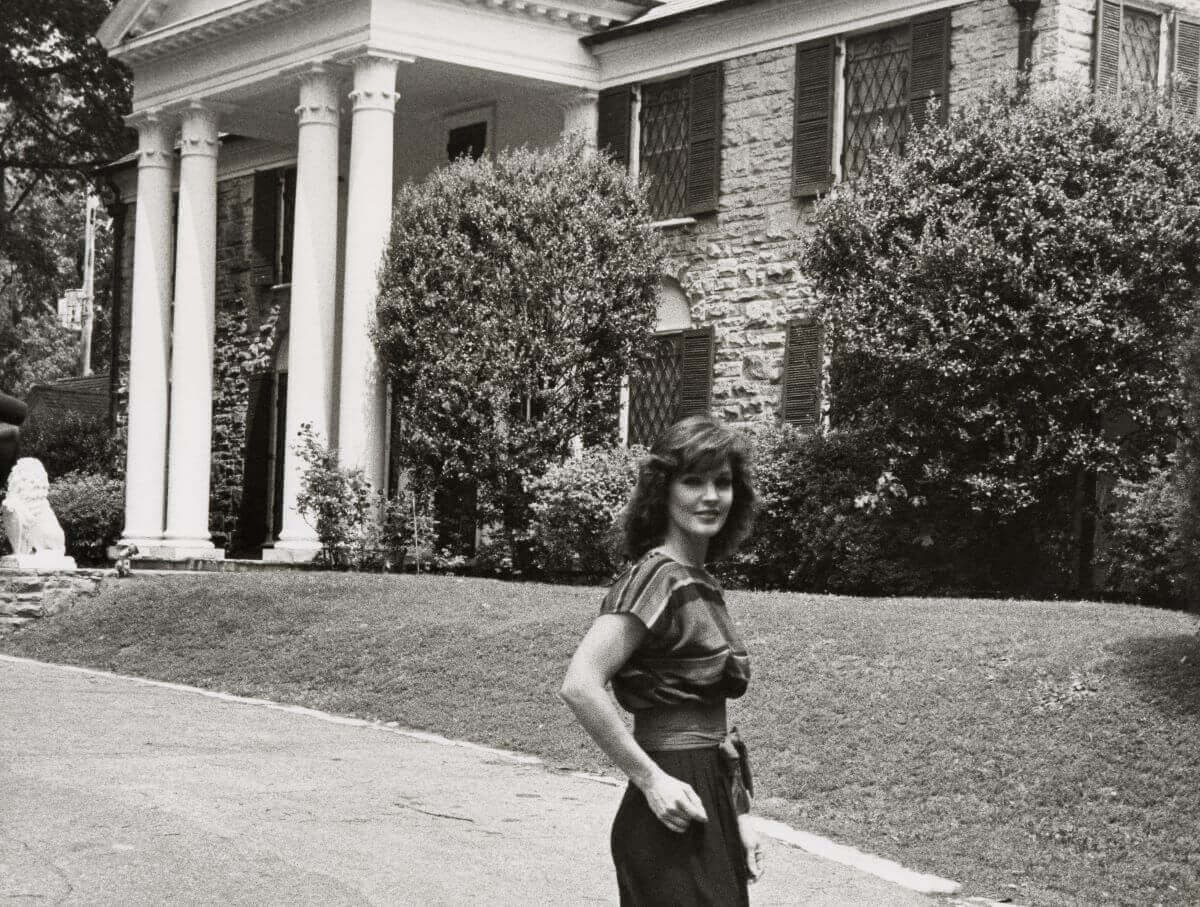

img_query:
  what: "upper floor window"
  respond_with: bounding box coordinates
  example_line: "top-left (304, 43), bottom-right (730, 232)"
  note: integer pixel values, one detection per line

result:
top-left (597, 64), bottom-right (724, 221)
top-left (792, 11), bottom-right (950, 196)
top-left (1095, 3), bottom-right (1200, 116)
top-left (843, 24), bottom-right (913, 178)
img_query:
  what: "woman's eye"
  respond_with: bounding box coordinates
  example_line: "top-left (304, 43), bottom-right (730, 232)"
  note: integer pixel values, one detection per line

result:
top-left (715, 475), bottom-right (733, 488)
top-left (681, 476), bottom-right (703, 487)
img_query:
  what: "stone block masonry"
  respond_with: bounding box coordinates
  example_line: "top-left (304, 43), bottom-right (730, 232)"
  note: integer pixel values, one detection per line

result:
top-left (661, 4), bottom-right (1022, 423)
top-left (0, 570), bottom-right (112, 633)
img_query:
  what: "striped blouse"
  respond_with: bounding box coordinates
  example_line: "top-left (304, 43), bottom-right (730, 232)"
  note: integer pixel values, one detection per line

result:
top-left (600, 551), bottom-right (751, 712)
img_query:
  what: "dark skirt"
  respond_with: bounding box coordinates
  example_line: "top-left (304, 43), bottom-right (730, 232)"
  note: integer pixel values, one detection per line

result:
top-left (610, 747), bottom-right (749, 907)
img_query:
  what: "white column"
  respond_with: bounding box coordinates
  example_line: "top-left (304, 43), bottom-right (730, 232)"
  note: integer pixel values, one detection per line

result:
top-left (560, 90), bottom-right (599, 150)
top-left (336, 54), bottom-right (403, 495)
top-left (268, 65), bottom-right (341, 561)
top-left (119, 111), bottom-right (175, 552)
top-left (162, 101), bottom-right (222, 557)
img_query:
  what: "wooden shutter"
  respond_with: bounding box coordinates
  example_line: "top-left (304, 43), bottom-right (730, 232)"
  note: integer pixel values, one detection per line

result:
top-left (1174, 17), bottom-right (1200, 116)
top-left (1095, 1), bottom-right (1123, 96)
top-left (909, 11), bottom-right (951, 128)
top-left (781, 317), bottom-right (822, 428)
top-left (677, 327), bottom-right (714, 418)
top-left (251, 169), bottom-right (279, 286)
top-left (598, 86), bottom-right (633, 172)
top-left (279, 168), bottom-right (297, 284)
top-left (792, 38), bottom-right (836, 197)
top-left (685, 64), bottom-right (723, 215)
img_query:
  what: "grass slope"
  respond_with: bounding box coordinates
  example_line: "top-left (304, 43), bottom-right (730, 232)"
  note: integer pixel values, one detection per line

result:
top-left (4, 573), bottom-right (1198, 906)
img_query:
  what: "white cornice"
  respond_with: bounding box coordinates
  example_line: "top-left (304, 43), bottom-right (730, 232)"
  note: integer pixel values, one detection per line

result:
top-left (108, 0), bottom-right (329, 64)
top-left (449, 0), bottom-right (649, 31)
top-left (593, 0), bottom-right (965, 87)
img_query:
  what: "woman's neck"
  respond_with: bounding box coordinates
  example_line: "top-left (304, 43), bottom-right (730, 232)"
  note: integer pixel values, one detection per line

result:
top-left (655, 528), bottom-right (709, 568)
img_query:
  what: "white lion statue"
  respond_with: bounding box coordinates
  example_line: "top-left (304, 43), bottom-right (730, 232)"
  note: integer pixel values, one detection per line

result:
top-left (3, 458), bottom-right (67, 558)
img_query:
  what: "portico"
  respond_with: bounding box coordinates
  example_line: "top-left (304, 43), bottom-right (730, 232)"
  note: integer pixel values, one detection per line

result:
top-left (99, 0), bottom-right (643, 560)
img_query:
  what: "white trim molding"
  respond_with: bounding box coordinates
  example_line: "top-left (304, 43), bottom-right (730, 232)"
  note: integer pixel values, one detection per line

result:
top-left (592, 0), bottom-right (963, 88)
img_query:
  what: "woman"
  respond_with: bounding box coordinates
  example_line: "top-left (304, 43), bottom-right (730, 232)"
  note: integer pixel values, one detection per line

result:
top-left (560, 416), bottom-right (763, 906)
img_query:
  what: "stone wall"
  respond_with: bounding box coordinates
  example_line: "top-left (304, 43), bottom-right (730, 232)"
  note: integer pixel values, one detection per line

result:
top-left (661, 2), bottom-right (1027, 424)
top-left (209, 174), bottom-right (284, 550)
top-left (0, 569), bottom-right (111, 633)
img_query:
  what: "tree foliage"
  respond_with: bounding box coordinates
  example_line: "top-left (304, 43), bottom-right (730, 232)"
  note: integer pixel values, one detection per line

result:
top-left (804, 84), bottom-right (1200, 593)
top-left (1, 0), bottom-right (129, 327)
top-left (375, 137), bottom-right (663, 541)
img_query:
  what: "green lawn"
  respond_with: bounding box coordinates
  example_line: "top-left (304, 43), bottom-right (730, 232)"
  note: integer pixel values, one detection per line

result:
top-left (4, 572), bottom-right (1199, 906)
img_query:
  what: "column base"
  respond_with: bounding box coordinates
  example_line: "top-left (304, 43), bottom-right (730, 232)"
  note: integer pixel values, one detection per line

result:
top-left (261, 542), bottom-right (322, 564)
top-left (0, 553), bottom-right (77, 571)
top-left (129, 543), bottom-right (225, 562)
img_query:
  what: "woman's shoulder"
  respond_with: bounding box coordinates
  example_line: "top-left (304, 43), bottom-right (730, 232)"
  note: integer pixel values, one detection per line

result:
top-left (603, 551), bottom-right (720, 611)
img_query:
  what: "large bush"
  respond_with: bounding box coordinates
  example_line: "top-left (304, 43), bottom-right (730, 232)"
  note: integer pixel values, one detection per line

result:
top-left (724, 425), bottom-right (952, 595)
top-left (525, 444), bottom-right (642, 578)
top-left (47, 470), bottom-right (123, 564)
top-left (375, 137), bottom-right (663, 556)
top-left (21, 409), bottom-right (122, 479)
top-left (804, 83), bottom-right (1200, 597)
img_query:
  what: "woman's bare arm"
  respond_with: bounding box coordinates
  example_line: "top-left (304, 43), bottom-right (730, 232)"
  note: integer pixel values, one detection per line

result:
top-left (559, 614), bottom-right (707, 833)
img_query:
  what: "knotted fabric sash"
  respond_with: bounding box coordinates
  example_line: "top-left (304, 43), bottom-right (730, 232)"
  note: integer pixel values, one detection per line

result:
top-left (633, 701), bottom-right (754, 816)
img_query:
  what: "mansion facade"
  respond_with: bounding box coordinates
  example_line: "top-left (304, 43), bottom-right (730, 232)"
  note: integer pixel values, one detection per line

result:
top-left (100, 0), bottom-right (1200, 560)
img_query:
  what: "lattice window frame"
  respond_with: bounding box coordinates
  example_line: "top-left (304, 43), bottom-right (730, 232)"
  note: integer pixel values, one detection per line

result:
top-left (1095, 2), bottom-right (1172, 102)
top-left (841, 23), bottom-right (913, 180)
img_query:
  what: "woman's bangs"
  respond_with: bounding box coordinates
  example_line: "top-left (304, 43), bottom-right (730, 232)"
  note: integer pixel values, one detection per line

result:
top-left (677, 430), bottom-right (737, 475)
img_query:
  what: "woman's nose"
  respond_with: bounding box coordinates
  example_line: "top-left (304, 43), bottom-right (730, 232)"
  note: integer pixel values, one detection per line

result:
top-left (701, 482), bottom-right (719, 501)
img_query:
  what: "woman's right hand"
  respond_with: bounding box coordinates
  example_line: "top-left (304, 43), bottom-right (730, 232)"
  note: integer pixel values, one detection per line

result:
top-left (637, 769), bottom-right (708, 833)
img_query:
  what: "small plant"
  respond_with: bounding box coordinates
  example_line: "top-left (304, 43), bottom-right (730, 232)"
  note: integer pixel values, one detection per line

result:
top-left (46, 471), bottom-right (124, 565)
top-left (1101, 463), bottom-right (1190, 608)
top-left (525, 444), bottom-right (642, 578)
top-left (293, 423), bottom-right (374, 569)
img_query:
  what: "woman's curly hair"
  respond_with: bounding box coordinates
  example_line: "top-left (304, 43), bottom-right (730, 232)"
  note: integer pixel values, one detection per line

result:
top-left (621, 416), bottom-right (756, 563)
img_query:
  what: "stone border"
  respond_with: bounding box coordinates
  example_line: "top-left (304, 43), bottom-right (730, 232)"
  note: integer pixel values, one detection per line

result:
top-left (0, 569), bottom-right (113, 633)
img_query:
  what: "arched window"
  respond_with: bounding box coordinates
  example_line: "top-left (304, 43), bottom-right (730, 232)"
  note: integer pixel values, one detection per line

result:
top-left (626, 278), bottom-right (713, 447)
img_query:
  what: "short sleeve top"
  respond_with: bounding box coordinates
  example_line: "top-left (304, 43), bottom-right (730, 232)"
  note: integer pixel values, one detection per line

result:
top-left (599, 550), bottom-right (750, 712)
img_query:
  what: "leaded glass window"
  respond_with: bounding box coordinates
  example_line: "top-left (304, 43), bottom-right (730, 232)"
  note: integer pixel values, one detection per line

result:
top-left (1120, 7), bottom-right (1161, 95)
top-left (843, 24), bottom-right (912, 179)
top-left (629, 333), bottom-right (684, 447)
top-left (639, 76), bottom-right (690, 219)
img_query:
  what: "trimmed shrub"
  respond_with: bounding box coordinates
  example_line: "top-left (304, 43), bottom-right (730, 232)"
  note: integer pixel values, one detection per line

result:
top-left (725, 424), bottom-right (944, 595)
top-left (376, 136), bottom-right (663, 555)
top-left (21, 409), bottom-right (123, 479)
top-left (47, 470), bottom-right (123, 565)
top-left (1101, 464), bottom-right (1190, 608)
top-left (525, 445), bottom-right (643, 579)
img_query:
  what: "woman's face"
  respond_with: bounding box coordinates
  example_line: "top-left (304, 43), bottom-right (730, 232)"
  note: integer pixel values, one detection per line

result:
top-left (666, 459), bottom-right (734, 544)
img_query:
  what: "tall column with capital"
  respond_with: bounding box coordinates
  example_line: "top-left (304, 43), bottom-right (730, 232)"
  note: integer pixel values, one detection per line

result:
top-left (560, 90), bottom-right (599, 150)
top-left (269, 65), bottom-right (341, 560)
top-left (163, 102), bottom-right (222, 556)
top-left (336, 54), bottom-right (403, 495)
top-left (120, 112), bottom-right (175, 551)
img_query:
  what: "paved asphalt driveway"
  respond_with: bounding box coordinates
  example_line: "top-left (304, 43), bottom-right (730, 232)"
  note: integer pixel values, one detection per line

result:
top-left (0, 655), bottom-right (950, 906)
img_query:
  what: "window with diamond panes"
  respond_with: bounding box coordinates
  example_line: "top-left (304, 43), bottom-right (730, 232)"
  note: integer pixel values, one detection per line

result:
top-left (640, 76), bottom-right (691, 220)
top-left (628, 328), bottom-right (713, 447)
top-left (843, 24), bottom-right (912, 179)
top-left (1120, 7), bottom-right (1160, 95)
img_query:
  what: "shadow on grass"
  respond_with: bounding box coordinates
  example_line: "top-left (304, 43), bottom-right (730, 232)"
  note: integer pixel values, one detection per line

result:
top-left (1115, 629), bottom-right (1200, 717)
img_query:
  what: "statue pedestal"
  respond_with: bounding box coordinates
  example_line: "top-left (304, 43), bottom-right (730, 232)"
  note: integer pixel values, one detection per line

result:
top-left (0, 552), bottom-right (77, 571)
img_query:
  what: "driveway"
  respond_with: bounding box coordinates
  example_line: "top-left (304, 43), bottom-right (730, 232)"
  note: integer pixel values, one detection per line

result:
top-left (0, 654), bottom-right (951, 906)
